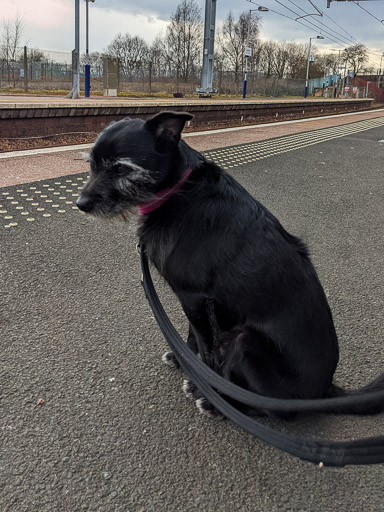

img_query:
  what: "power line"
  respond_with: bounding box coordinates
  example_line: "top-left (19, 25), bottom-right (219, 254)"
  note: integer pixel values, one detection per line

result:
top-left (283, 0), bottom-right (384, 57)
top-left (273, 0), bottom-right (358, 46)
top-left (245, 0), bottom-right (343, 47)
top-left (285, 0), bottom-right (358, 43)
top-left (351, 0), bottom-right (384, 25)
top-left (246, 0), bottom-right (383, 63)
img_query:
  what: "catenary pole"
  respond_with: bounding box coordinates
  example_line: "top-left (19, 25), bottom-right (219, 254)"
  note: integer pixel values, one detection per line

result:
top-left (67, 0), bottom-right (80, 99)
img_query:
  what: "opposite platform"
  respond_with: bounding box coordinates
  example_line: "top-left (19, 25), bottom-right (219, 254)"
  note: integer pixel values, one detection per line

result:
top-left (0, 95), bottom-right (375, 140)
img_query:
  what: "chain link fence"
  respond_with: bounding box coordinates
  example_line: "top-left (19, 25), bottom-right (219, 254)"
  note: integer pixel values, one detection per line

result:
top-left (1, 46), bottom-right (382, 101)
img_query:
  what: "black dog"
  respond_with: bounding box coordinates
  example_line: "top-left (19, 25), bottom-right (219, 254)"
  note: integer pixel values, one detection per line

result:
top-left (77, 111), bottom-right (384, 418)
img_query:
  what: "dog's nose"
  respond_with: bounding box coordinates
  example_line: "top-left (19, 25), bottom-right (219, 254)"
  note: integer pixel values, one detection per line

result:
top-left (76, 195), bottom-right (93, 213)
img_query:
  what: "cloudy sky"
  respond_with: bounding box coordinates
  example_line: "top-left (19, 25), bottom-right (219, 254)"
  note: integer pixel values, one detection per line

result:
top-left (2, 0), bottom-right (384, 67)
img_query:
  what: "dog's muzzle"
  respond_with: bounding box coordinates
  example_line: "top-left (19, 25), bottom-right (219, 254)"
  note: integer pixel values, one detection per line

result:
top-left (76, 195), bottom-right (94, 213)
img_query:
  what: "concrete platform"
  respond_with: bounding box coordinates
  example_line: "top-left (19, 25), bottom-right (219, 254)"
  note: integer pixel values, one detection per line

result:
top-left (1, 115), bottom-right (384, 511)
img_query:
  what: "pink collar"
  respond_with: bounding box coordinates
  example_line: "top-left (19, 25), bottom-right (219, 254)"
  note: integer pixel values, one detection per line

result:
top-left (138, 167), bottom-right (193, 214)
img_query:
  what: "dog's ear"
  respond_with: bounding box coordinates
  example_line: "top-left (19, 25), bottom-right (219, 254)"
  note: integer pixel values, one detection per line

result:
top-left (146, 111), bottom-right (193, 147)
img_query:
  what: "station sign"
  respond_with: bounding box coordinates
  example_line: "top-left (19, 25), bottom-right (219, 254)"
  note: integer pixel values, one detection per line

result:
top-left (244, 47), bottom-right (252, 58)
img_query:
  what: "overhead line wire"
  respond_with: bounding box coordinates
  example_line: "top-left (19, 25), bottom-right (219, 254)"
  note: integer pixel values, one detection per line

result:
top-left (247, 0), bottom-right (384, 64)
top-left (352, 0), bottom-right (384, 25)
top-left (294, 0), bottom-right (362, 44)
top-left (273, 0), bottom-right (359, 46)
top-left (246, 0), bottom-right (351, 47)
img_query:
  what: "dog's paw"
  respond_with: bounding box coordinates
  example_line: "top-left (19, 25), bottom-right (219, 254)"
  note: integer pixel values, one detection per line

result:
top-left (182, 379), bottom-right (201, 400)
top-left (196, 398), bottom-right (225, 420)
top-left (162, 351), bottom-right (180, 369)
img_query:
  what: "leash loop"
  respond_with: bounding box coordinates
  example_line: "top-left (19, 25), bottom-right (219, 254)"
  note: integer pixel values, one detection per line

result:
top-left (139, 245), bottom-right (384, 467)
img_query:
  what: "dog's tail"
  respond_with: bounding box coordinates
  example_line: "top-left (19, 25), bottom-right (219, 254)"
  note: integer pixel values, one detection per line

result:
top-left (326, 372), bottom-right (384, 414)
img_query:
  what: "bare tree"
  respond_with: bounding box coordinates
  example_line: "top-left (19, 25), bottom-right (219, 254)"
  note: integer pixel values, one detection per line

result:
top-left (342, 44), bottom-right (369, 75)
top-left (285, 43), bottom-right (307, 79)
top-left (271, 41), bottom-right (290, 78)
top-left (259, 40), bottom-right (324, 80)
top-left (105, 34), bottom-right (148, 80)
top-left (1, 15), bottom-right (24, 86)
top-left (218, 11), bottom-right (261, 88)
top-left (259, 41), bottom-right (276, 77)
top-left (165, 0), bottom-right (203, 86)
top-left (28, 48), bottom-right (45, 62)
top-left (323, 52), bottom-right (339, 75)
top-left (148, 35), bottom-right (168, 80)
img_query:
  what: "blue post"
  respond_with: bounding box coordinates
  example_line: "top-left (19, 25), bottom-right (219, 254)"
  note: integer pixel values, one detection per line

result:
top-left (243, 77), bottom-right (247, 99)
top-left (85, 64), bottom-right (91, 97)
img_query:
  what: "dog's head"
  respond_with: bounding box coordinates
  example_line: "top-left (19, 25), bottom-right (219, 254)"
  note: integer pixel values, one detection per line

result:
top-left (76, 111), bottom-right (193, 218)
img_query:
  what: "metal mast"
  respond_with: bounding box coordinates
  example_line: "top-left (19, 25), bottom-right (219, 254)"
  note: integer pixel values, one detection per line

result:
top-left (197, 0), bottom-right (217, 96)
top-left (67, 0), bottom-right (80, 99)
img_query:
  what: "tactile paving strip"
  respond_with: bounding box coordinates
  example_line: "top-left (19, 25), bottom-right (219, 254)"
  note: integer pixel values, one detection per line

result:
top-left (1, 175), bottom-right (88, 229)
top-left (2, 115), bottom-right (384, 229)
top-left (204, 116), bottom-right (384, 170)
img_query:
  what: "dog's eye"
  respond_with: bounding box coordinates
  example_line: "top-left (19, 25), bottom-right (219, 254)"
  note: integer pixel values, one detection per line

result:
top-left (114, 165), bottom-right (129, 176)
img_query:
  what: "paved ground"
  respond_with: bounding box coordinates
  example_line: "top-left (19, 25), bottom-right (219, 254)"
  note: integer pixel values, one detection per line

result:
top-left (1, 114), bottom-right (384, 511)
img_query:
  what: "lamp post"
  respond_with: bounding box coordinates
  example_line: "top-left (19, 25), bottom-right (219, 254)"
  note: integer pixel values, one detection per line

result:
top-left (378, 52), bottom-right (384, 88)
top-left (304, 35), bottom-right (324, 98)
top-left (84, 0), bottom-right (95, 98)
top-left (243, 6), bottom-right (268, 99)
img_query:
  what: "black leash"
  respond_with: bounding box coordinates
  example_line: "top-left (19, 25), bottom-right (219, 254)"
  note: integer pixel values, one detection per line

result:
top-left (139, 246), bottom-right (384, 467)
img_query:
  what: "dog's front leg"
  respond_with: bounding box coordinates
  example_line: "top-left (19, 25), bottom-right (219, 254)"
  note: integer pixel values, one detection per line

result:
top-left (162, 323), bottom-right (198, 369)
top-left (178, 294), bottom-right (224, 419)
